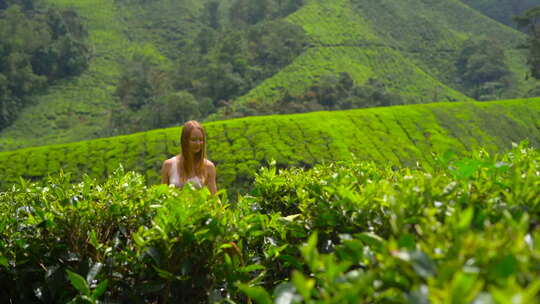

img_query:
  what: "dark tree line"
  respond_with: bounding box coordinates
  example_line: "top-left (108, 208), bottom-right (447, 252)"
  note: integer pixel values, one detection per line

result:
top-left (221, 73), bottom-right (405, 118)
top-left (271, 74), bottom-right (404, 114)
top-left (0, 0), bottom-right (90, 129)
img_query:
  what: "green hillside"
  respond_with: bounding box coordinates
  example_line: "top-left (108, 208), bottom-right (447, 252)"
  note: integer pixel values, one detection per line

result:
top-left (0, 0), bottom-right (174, 150)
top-left (0, 0), bottom-right (536, 151)
top-left (0, 0), bottom-right (141, 149)
top-left (1, 98), bottom-right (539, 192)
top-left (227, 0), bottom-right (534, 114)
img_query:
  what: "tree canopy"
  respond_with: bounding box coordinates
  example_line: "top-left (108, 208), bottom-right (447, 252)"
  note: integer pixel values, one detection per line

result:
top-left (0, 1), bottom-right (90, 130)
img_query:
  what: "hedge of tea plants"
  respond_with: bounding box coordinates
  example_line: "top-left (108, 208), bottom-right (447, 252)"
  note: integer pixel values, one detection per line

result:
top-left (0, 143), bottom-right (539, 303)
top-left (1, 98), bottom-right (540, 193)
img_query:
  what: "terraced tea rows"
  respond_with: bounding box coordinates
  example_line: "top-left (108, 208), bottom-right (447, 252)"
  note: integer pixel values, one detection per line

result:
top-left (1, 99), bottom-right (539, 191)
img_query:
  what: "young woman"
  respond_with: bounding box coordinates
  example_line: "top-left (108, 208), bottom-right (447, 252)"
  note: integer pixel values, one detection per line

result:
top-left (161, 120), bottom-right (217, 195)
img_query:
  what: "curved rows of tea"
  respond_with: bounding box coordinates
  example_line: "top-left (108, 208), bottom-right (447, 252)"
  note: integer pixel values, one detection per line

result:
top-left (1, 143), bottom-right (539, 303)
top-left (233, 46), bottom-right (471, 108)
top-left (0, 99), bottom-right (539, 192)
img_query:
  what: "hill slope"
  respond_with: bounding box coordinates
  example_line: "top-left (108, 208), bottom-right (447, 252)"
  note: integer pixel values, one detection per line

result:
top-left (1, 98), bottom-right (539, 192)
top-left (0, 0), bottom-right (177, 150)
top-left (0, 0), bottom-right (535, 151)
top-left (227, 0), bottom-right (534, 113)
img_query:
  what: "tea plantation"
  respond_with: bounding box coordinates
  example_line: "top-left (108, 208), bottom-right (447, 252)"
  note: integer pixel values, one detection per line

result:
top-left (1, 0), bottom-right (535, 150)
top-left (1, 142), bottom-right (539, 303)
top-left (1, 98), bottom-right (539, 193)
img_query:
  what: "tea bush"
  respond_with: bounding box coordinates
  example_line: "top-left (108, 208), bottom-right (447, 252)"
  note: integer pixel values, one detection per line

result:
top-left (0, 143), bottom-right (539, 303)
top-left (242, 142), bottom-right (540, 303)
top-left (0, 167), bottom-right (302, 302)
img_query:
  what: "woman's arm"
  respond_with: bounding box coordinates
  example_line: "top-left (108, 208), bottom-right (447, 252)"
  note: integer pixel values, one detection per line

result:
top-left (206, 161), bottom-right (217, 195)
top-left (161, 160), bottom-right (170, 184)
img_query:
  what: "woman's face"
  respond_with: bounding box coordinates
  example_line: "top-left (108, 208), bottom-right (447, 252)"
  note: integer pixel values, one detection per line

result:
top-left (188, 128), bottom-right (204, 154)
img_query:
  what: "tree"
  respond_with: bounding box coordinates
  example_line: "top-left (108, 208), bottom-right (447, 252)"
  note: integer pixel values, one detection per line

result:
top-left (0, 5), bottom-right (47, 128)
top-left (0, 73), bottom-right (19, 128)
top-left (172, 2), bottom-right (307, 119)
top-left (0, 3), bottom-right (89, 130)
top-left (115, 52), bottom-right (170, 111)
top-left (162, 91), bottom-right (200, 125)
top-left (247, 20), bottom-right (308, 77)
top-left (515, 6), bottom-right (540, 79)
top-left (194, 27), bottom-right (215, 55)
top-left (456, 37), bottom-right (512, 100)
top-left (229, 0), bottom-right (251, 27)
top-left (260, 74), bottom-right (403, 116)
top-left (201, 1), bottom-right (220, 30)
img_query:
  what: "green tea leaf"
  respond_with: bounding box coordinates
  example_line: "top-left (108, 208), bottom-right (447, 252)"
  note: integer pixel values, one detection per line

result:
top-left (0, 256), bottom-right (8, 268)
top-left (88, 230), bottom-right (100, 249)
top-left (489, 255), bottom-right (518, 279)
top-left (239, 264), bottom-right (266, 273)
top-left (133, 232), bottom-right (145, 247)
top-left (66, 269), bottom-right (90, 295)
top-left (458, 207), bottom-right (474, 230)
top-left (358, 232), bottom-right (385, 250)
top-left (152, 265), bottom-right (174, 280)
top-left (450, 272), bottom-right (483, 303)
top-left (279, 214), bottom-right (301, 223)
top-left (300, 232), bottom-right (319, 271)
top-left (398, 233), bottom-right (416, 250)
top-left (291, 271), bottom-right (314, 301)
top-left (236, 283), bottom-right (272, 304)
top-left (91, 279), bottom-right (108, 300)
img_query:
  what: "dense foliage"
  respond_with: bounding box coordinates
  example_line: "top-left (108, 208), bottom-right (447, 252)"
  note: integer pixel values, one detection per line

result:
top-left (1, 99), bottom-right (539, 194)
top-left (456, 38), bottom-right (513, 100)
top-left (1, 143), bottom-right (539, 303)
top-left (0, 0), bottom-right (90, 130)
top-left (233, 73), bottom-right (405, 116)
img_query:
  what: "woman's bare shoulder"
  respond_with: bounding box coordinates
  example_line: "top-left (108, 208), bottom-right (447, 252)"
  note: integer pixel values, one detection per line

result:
top-left (162, 156), bottom-right (177, 168)
top-left (205, 159), bottom-right (216, 170)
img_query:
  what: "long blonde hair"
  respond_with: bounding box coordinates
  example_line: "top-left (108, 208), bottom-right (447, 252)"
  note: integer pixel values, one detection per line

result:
top-left (180, 120), bottom-right (207, 182)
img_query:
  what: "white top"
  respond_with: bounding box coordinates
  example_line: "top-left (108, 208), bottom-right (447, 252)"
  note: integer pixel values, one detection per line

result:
top-left (169, 156), bottom-right (204, 189)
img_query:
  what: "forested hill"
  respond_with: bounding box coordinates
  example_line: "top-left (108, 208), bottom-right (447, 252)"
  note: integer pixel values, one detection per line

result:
top-left (1, 98), bottom-right (539, 192)
top-left (0, 0), bottom-right (536, 151)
